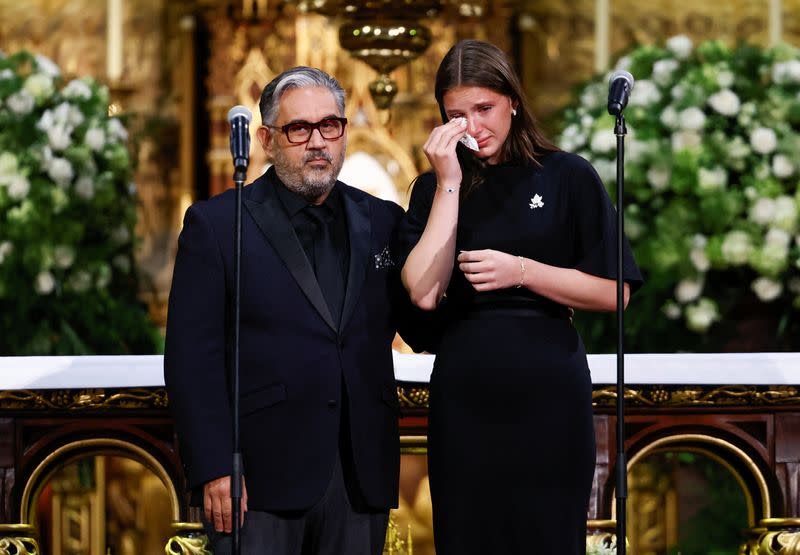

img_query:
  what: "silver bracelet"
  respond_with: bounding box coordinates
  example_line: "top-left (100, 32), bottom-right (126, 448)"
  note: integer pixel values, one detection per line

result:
top-left (436, 184), bottom-right (459, 194)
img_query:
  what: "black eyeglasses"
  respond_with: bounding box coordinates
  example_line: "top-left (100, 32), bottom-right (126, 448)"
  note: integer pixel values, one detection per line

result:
top-left (266, 117), bottom-right (348, 144)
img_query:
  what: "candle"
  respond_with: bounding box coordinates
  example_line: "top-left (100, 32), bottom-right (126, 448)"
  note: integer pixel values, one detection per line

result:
top-left (769, 0), bottom-right (782, 47)
top-left (595, 0), bottom-right (610, 73)
top-left (107, 0), bottom-right (123, 82)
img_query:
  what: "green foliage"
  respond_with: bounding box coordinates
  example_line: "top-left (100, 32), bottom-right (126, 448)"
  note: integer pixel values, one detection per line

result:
top-left (559, 36), bottom-right (800, 352)
top-left (0, 51), bottom-right (160, 354)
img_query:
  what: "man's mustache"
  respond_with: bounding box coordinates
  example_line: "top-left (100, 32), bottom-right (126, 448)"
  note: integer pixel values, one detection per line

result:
top-left (304, 152), bottom-right (332, 163)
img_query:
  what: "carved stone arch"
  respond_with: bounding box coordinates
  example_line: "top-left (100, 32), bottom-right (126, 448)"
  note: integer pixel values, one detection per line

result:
top-left (610, 432), bottom-right (776, 528)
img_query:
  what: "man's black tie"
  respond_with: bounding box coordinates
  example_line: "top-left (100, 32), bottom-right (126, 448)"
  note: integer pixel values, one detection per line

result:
top-left (304, 204), bottom-right (345, 327)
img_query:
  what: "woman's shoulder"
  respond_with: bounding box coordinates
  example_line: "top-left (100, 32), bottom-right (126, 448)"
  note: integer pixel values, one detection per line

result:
top-left (539, 150), bottom-right (595, 174)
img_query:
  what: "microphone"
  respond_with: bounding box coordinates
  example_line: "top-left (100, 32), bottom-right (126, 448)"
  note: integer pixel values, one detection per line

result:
top-left (227, 105), bottom-right (252, 172)
top-left (607, 70), bottom-right (635, 116)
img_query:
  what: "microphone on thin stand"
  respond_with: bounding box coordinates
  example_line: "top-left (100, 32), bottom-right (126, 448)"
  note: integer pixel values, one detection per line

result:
top-left (607, 70), bottom-right (634, 117)
top-left (227, 104), bottom-right (251, 555)
top-left (607, 71), bottom-right (633, 555)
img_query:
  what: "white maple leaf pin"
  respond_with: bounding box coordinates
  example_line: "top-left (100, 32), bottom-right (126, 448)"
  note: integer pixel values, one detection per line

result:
top-left (529, 194), bottom-right (544, 209)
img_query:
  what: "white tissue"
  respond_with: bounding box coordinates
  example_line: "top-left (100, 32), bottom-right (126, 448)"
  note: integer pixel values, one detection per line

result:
top-left (459, 133), bottom-right (479, 151)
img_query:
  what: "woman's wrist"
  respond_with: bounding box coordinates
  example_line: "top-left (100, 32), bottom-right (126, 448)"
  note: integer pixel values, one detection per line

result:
top-left (436, 182), bottom-right (460, 194)
top-left (515, 256), bottom-right (526, 289)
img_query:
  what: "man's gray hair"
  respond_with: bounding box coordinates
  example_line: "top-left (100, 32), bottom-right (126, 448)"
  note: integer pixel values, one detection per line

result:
top-left (259, 67), bottom-right (345, 126)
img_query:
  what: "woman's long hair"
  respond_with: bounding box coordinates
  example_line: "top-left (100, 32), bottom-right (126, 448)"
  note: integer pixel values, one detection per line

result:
top-left (434, 39), bottom-right (559, 194)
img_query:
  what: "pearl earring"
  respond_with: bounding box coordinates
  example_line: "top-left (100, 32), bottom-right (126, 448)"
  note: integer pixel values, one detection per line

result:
top-left (512, 108), bottom-right (517, 116)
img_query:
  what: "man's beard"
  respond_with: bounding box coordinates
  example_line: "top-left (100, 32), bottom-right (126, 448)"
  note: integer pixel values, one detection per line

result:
top-left (272, 147), bottom-right (345, 202)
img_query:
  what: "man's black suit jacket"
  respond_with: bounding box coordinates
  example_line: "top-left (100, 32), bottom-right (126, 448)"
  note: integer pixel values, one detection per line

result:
top-left (164, 168), bottom-right (408, 512)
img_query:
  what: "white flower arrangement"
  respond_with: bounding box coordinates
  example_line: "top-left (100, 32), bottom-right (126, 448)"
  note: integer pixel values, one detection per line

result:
top-left (0, 51), bottom-right (158, 354)
top-left (560, 36), bottom-right (800, 350)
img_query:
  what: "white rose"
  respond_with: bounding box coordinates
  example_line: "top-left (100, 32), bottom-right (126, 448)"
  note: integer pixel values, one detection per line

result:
top-left (23, 73), bottom-right (54, 100)
top-left (646, 166), bottom-right (670, 191)
top-left (662, 301), bottom-right (682, 320)
top-left (74, 176), bottom-right (95, 200)
top-left (111, 225), bottom-right (131, 244)
top-left (660, 106), bottom-right (679, 129)
top-left (580, 83), bottom-right (606, 110)
top-left (690, 246), bottom-right (710, 272)
top-left (749, 197), bottom-right (775, 225)
top-left (727, 137), bottom-right (750, 160)
top-left (772, 60), bottom-right (800, 84)
top-left (54, 245), bottom-right (76, 269)
top-left (671, 130), bottom-right (702, 151)
top-left (0, 241), bottom-right (12, 264)
top-left (750, 127), bottom-right (778, 154)
top-left (765, 227), bottom-right (791, 248)
top-left (590, 130), bottom-right (616, 153)
top-left (34, 54), bottom-right (61, 78)
top-left (772, 154), bottom-right (795, 179)
top-left (113, 254), bottom-right (131, 274)
top-left (0, 152), bottom-right (18, 176)
top-left (717, 69), bottom-right (735, 88)
top-left (107, 118), bottom-right (129, 142)
top-left (751, 277), bottom-right (783, 302)
top-left (48, 157), bottom-right (74, 187)
top-left (721, 230), bottom-right (753, 265)
top-left (592, 159), bottom-right (616, 184)
top-left (47, 125), bottom-right (72, 152)
top-left (652, 59), bottom-right (679, 86)
top-left (772, 196), bottom-right (798, 231)
top-left (678, 107), bottom-right (706, 131)
top-left (666, 35), bottom-right (693, 59)
top-left (67, 270), bottom-right (92, 293)
top-left (685, 298), bottom-right (719, 333)
top-left (7, 175), bottom-right (30, 200)
top-left (698, 166), bottom-right (727, 192)
top-left (614, 56), bottom-right (632, 71)
top-left (675, 277), bottom-right (704, 303)
top-left (83, 127), bottom-right (106, 152)
top-left (0, 69), bottom-right (13, 80)
top-left (38, 145), bottom-right (53, 172)
top-left (707, 89), bottom-right (740, 116)
top-left (5, 90), bottom-right (35, 115)
top-left (35, 271), bottom-right (56, 295)
top-left (62, 79), bottom-right (92, 100)
top-left (671, 84), bottom-right (685, 100)
top-left (628, 80), bottom-right (661, 107)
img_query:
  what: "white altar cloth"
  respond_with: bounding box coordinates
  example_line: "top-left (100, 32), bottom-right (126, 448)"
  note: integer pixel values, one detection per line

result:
top-left (0, 352), bottom-right (799, 390)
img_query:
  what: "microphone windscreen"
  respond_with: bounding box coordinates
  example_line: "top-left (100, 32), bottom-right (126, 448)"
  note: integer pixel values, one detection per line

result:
top-left (609, 70), bottom-right (635, 91)
top-left (227, 105), bottom-right (252, 123)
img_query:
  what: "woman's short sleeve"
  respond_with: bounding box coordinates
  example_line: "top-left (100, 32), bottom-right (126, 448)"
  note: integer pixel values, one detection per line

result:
top-left (393, 172), bottom-right (437, 268)
top-left (567, 154), bottom-right (644, 292)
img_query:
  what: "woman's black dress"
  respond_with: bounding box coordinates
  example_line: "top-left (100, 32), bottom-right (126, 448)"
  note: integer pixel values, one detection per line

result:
top-left (396, 152), bottom-right (643, 554)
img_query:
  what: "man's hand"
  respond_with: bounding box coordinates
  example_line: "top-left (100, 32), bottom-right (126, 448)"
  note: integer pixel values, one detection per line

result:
top-left (204, 475), bottom-right (248, 532)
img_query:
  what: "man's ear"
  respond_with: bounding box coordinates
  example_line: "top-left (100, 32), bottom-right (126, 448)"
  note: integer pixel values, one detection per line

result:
top-left (257, 126), bottom-right (273, 158)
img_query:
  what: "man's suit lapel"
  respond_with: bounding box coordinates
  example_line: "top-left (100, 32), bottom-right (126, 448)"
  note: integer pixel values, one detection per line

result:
top-left (243, 174), bottom-right (337, 332)
top-left (340, 185), bottom-right (370, 331)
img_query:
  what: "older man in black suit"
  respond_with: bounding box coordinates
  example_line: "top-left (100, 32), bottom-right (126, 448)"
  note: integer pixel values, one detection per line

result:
top-left (164, 67), bottom-right (415, 554)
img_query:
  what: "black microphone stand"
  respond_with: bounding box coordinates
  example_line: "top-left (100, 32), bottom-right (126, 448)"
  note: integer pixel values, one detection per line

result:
top-left (230, 135), bottom-right (248, 555)
top-left (613, 113), bottom-right (628, 555)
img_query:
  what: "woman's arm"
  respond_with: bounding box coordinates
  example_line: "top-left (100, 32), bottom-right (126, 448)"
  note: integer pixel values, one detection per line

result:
top-left (457, 249), bottom-right (631, 311)
top-left (401, 119), bottom-right (470, 310)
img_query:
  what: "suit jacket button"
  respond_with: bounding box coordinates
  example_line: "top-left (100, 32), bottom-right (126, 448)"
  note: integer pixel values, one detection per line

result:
top-left (328, 400), bottom-right (337, 408)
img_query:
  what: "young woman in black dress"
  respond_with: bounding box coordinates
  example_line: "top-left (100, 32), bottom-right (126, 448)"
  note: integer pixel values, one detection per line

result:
top-left (396, 40), bottom-right (643, 554)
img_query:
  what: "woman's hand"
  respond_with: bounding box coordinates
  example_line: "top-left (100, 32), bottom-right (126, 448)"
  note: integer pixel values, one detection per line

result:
top-left (422, 118), bottom-right (467, 187)
top-left (458, 249), bottom-right (524, 291)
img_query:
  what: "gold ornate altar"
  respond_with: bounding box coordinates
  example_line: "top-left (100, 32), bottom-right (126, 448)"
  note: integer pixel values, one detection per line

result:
top-left (1, 367), bottom-right (800, 554)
